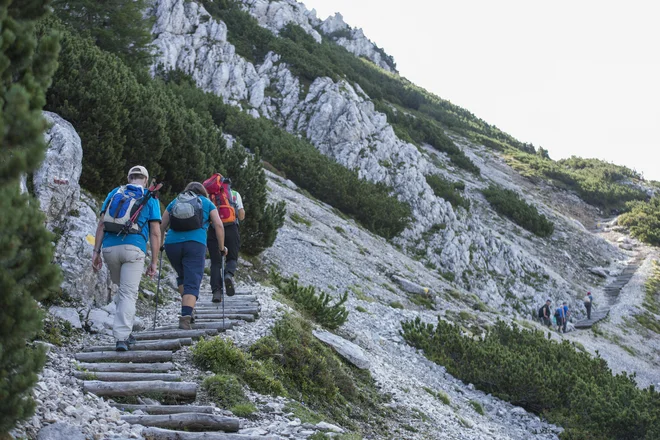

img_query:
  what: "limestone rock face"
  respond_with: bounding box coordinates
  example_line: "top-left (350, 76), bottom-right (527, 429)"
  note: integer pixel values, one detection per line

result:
top-left (34, 112), bottom-right (112, 305)
top-left (319, 12), bottom-right (396, 73)
top-left (34, 112), bottom-right (83, 225)
top-left (240, 0), bottom-right (322, 43)
top-left (149, 0), bottom-right (623, 312)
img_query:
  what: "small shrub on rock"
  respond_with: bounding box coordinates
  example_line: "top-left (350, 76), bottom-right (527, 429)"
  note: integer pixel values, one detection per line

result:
top-left (270, 272), bottom-right (348, 329)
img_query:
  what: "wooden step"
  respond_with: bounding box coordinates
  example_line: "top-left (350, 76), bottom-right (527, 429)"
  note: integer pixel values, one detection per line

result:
top-left (75, 351), bottom-right (173, 363)
top-left (143, 427), bottom-right (277, 439)
top-left (83, 340), bottom-right (182, 352)
top-left (195, 301), bottom-right (259, 307)
top-left (193, 314), bottom-right (255, 322)
top-left (156, 322), bottom-right (234, 331)
top-left (194, 306), bottom-right (259, 313)
top-left (74, 372), bottom-right (181, 382)
top-left (121, 413), bottom-right (239, 432)
top-left (196, 295), bottom-right (256, 302)
top-left (83, 380), bottom-right (196, 399)
top-left (76, 362), bottom-right (175, 373)
top-left (110, 404), bottom-right (215, 415)
top-left (135, 330), bottom-right (217, 340)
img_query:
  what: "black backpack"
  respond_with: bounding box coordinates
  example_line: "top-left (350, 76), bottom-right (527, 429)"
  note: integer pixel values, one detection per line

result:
top-left (170, 192), bottom-right (203, 231)
top-left (538, 306), bottom-right (545, 318)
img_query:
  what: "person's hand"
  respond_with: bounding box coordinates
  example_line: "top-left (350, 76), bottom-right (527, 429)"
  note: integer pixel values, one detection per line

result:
top-left (146, 262), bottom-right (158, 278)
top-left (92, 252), bottom-right (103, 272)
top-left (221, 246), bottom-right (228, 256)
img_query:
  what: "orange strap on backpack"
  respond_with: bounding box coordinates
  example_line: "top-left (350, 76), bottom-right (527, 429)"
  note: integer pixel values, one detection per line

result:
top-left (203, 173), bottom-right (237, 225)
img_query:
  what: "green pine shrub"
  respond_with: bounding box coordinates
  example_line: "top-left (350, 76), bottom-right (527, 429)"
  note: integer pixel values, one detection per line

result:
top-left (619, 197), bottom-right (660, 246)
top-left (506, 152), bottom-right (647, 212)
top-left (401, 317), bottom-right (660, 439)
top-left (192, 337), bottom-right (285, 397)
top-left (425, 174), bottom-right (470, 210)
top-left (52, 0), bottom-right (154, 70)
top-left (0, 1), bottom-right (62, 434)
top-left (482, 184), bottom-right (554, 237)
top-left (270, 273), bottom-right (348, 330)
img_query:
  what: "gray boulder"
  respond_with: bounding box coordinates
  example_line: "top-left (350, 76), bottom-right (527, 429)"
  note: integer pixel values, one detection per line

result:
top-left (313, 330), bottom-right (370, 370)
top-left (33, 112), bottom-right (112, 306)
top-left (588, 267), bottom-right (609, 278)
top-left (391, 274), bottom-right (430, 295)
top-left (48, 306), bottom-right (82, 329)
top-left (37, 422), bottom-right (85, 440)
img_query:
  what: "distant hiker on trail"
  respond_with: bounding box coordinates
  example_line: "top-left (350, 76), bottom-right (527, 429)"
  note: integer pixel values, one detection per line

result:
top-left (584, 292), bottom-right (593, 320)
top-left (554, 305), bottom-right (566, 333)
top-left (160, 182), bottom-right (227, 330)
top-left (92, 166), bottom-right (162, 352)
top-left (203, 174), bottom-right (245, 301)
top-left (538, 299), bottom-right (552, 327)
top-left (562, 301), bottom-right (571, 333)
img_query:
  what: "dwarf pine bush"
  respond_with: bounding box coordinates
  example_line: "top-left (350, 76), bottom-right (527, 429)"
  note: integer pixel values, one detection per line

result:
top-left (271, 273), bottom-right (348, 329)
top-left (401, 317), bottom-right (660, 439)
top-left (482, 185), bottom-right (554, 237)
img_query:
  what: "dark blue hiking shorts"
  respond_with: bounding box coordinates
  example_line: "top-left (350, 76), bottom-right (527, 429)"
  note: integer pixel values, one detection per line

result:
top-left (165, 241), bottom-right (206, 298)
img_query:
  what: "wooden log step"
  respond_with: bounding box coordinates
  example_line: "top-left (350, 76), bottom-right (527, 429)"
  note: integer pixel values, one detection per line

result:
top-left (75, 351), bottom-right (172, 363)
top-left (74, 372), bottom-right (181, 382)
top-left (83, 340), bottom-right (182, 352)
top-left (122, 413), bottom-right (239, 432)
top-left (195, 300), bottom-right (258, 306)
top-left (196, 295), bottom-right (256, 301)
top-left (110, 404), bottom-right (215, 415)
top-left (156, 322), bottom-right (234, 331)
top-left (143, 427), bottom-right (278, 440)
top-left (83, 380), bottom-right (197, 399)
top-left (76, 362), bottom-right (175, 373)
top-left (135, 330), bottom-right (217, 340)
top-left (193, 314), bottom-right (255, 322)
top-left (194, 307), bottom-right (259, 314)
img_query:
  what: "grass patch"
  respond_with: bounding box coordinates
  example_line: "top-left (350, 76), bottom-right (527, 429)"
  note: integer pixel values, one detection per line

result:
top-left (469, 400), bottom-right (485, 415)
top-left (290, 212), bottom-right (312, 227)
top-left (349, 285), bottom-right (376, 303)
top-left (284, 402), bottom-right (324, 424)
top-left (408, 292), bottom-right (436, 310)
top-left (271, 272), bottom-right (348, 330)
top-left (389, 301), bottom-right (404, 309)
top-left (355, 306), bottom-right (368, 313)
top-left (193, 338), bottom-right (285, 397)
top-left (230, 403), bottom-right (257, 418)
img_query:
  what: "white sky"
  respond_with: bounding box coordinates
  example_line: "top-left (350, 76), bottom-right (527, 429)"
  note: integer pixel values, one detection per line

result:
top-left (304, 0), bottom-right (660, 180)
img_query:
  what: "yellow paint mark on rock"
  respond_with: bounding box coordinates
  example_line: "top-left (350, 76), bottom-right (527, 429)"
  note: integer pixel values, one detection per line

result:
top-left (86, 234), bottom-right (95, 246)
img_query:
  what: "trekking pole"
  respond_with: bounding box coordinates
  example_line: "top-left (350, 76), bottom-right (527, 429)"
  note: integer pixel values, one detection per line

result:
top-left (153, 250), bottom-right (164, 331)
top-left (221, 253), bottom-right (226, 331)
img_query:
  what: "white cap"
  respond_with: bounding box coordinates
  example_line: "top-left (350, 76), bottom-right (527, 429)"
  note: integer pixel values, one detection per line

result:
top-left (127, 165), bottom-right (149, 182)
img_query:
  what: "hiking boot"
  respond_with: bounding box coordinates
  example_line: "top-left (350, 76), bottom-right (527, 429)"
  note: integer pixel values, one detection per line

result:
top-left (116, 340), bottom-right (129, 352)
top-left (224, 275), bottom-right (235, 297)
top-left (179, 315), bottom-right (192, 330)
top-left (127, 333), bottom-right (136, 347)
top-left (212, 289), bottom-right (223, 303)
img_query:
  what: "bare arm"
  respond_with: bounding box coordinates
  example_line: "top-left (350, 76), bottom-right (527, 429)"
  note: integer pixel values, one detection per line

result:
top-left (160, 211), bottom-right (170, 250)
top-left (92, 219), bottom-right (105, 272)
top-left (238, 208), bottom-right (245, 222)
top-left (210, 210), bottom-right (226, 255)
top-left (146, 221), bottom-right (162, 277)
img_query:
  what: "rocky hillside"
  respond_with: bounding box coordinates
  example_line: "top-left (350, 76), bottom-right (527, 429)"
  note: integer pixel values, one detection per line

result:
top-left (12, 0), bottom-right (660, 438)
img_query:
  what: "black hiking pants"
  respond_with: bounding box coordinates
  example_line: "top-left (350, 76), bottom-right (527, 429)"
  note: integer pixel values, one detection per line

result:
top-left (585, 302), bottom-right (592, 320)
top-left (207, 224), bottom-right (240, 293)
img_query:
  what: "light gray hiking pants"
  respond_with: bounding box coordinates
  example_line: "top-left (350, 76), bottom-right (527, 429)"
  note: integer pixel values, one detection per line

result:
top-left (103, 245), bottom-right (145, 341)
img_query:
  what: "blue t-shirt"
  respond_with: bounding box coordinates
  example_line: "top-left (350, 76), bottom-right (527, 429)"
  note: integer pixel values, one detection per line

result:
top-left (555, 307), bottom-right (565, 318)
top-left (100, 186), bottom-right (162, 253)
top-left (164, 195), bottom-right (216, 245)
top-left (563, 305), bottom-right (569, 316)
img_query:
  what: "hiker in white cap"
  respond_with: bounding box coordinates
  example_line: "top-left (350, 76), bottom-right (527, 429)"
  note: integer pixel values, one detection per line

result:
top-left (92, 165), bottom-right (162, 351)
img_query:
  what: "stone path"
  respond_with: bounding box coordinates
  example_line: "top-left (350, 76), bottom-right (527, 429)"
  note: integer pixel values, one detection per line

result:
top-left (73, 291), bottom-right (276, 439)
top-left (575, 258), bottom-right (642, 329)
